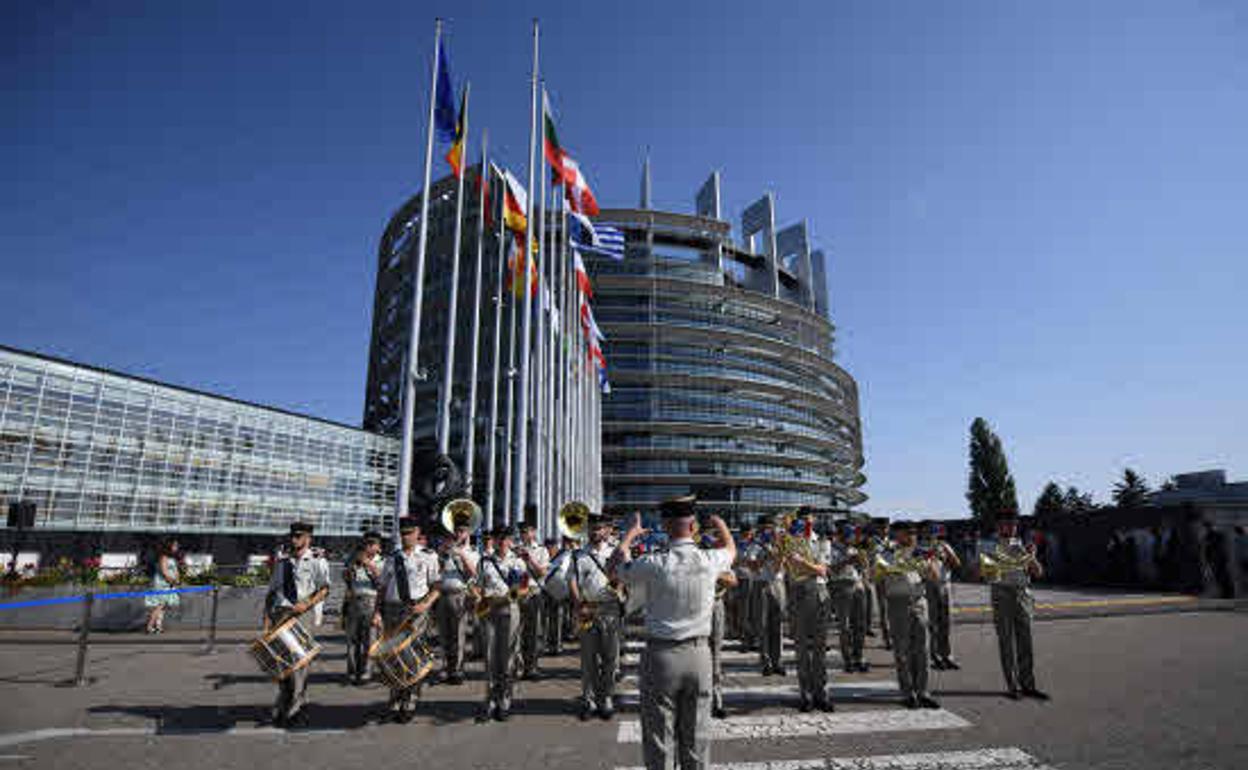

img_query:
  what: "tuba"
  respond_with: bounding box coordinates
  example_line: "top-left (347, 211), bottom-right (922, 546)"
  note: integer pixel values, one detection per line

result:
top-left (441, 498), bottom-right (482, 535)
top-left (558, 501), bottom-right (591, 541)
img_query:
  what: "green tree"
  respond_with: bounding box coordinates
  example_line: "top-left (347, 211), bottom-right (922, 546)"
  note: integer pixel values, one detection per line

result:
top-left (1033, 482), bottom-right (1066, 519)
top-left (1063, 486), bottom-right (1096, 514)
top-left (966, 417), bottom-right (1020, 530)
top-left (1112, 468), bottom-right (1152, 509)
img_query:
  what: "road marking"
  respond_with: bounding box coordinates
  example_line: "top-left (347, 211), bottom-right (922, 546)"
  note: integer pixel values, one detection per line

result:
top-left (615, 747), bottom-right (1055, 770)
top-left (952, 595), bottom-right (1197, 614)
top-left (617, 708), bottom-right (970, 742)
top-left (617, 680), bottom-right (899, 703)
top-left (0, 726), bottom-right (344, 748)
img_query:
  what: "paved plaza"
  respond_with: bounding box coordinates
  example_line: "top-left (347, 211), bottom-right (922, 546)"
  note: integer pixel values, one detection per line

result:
top-left (0, 587), bottom-right (1243, 769)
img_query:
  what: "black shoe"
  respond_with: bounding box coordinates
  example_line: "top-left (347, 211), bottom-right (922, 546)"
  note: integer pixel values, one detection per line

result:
top-left (773, 665), bottom-right (787, 676)
top-left (798, 693), bottom-right (812, 712)
top-left (883, 642), bottom-right (892, 651)
top-left (597, 706), bottom-right (615, 721)
top-left (943, 658), bottom-right (961, 671)
top-left (865, 629), bottom-right (876, 637)
top-left (496, 706), bottom-right (511, 721)
top-left (842, 665), bottom-right (856, 674)
top-left (857, 662), bottom-right (871, 673)
top-left (1021, 687), bottom-right (1050, 701)
top-left (271, 714), bottom-right (288, 729)
top-left (904, 694), bottom-right (920, 709)
top-left (761, 666), bottom-right (774, 677)
top-left (1006, 689), bottom-right (1022, 700)
top-left (578, 701), bottom-right (595, 721)
top-left (918, 694), bottom-right (941, 709)
top-left (397, 709), bottom-right (415, 724)
top-left (814, 696), bottom-right (834, 713)
top-left (931, 659), bottom-right (946, 670)
top-left (712, 705), bottom-right (727, 720)
top-left (446, 673), bottom-right (465, 686)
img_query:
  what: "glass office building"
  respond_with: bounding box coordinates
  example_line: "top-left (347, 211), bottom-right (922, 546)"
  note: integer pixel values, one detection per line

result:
top-left (0, 346), bottom-right (400, 540)
top-left (589, 172), bottom-right (866, 522)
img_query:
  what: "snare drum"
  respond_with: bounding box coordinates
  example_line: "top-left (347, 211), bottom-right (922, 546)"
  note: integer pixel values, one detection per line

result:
top-left (369, 616), bottom-right (435, 690)
top-left (249, 615), bottom-right (322, 681)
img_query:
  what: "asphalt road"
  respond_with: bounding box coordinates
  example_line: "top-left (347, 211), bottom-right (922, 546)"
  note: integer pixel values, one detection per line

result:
top-left (0, 608), bottom-right (1243, 769)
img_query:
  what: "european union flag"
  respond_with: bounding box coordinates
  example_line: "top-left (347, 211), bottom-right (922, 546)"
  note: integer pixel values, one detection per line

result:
top-left (434, 40), bottom-right (457, 144)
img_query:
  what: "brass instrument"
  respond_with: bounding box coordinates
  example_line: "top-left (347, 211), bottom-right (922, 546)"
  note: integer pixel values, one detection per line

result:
top-left (873, 550), bottom-right (932, 580)
top-left (770, 512), bottom-right (820, 580)
top-left (558, 501), bottom-right (591, 541)
top-left (978, 542), bottom-right (1036, 582)
top-left (441, 497), bottom-right (483, 535)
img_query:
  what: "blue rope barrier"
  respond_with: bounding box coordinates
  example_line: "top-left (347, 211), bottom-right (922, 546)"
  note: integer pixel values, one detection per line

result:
top-left (0, 585), bottom-right (215, 611)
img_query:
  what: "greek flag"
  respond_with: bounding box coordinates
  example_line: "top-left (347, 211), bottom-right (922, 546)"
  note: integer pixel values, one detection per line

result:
top-left (569, 211), bottom-right (625, 260)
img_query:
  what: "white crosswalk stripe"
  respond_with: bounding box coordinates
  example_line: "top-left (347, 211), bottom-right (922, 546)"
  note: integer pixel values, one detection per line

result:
top-left (616, 708), bottom-right (971, 742)
top-left (616, 680), bottom-right (899, 705)
top-left (614, 747), bottom-right (1056, 770)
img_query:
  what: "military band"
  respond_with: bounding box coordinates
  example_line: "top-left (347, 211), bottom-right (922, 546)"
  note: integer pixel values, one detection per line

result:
top-left (251, 504), bottom-right (1052, 750)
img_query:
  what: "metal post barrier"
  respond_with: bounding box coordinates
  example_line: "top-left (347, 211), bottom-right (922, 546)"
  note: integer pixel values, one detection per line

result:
top-left (205, 584), bottom-right (220, 654)
top-left (74, 591), bottom-right (93, 686)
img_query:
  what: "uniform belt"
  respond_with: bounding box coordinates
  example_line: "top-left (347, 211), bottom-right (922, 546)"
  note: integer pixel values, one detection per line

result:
top-left (646, 636), bottom-right (707, 648)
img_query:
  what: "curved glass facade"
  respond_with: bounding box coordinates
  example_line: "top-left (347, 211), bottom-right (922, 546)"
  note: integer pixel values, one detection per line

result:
top-left (588, 208), bottom-right (866, 522)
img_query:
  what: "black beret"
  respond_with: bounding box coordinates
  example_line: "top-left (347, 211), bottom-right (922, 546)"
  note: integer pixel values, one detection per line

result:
top-left (658, 494), bottom-right (697, 519)
top-left (397, 516), bottom-right (420, 533)
top-left (491, 525), bottom-right (513, 539)
top-left (290, 521), bottom-right (314, 535)
top-left (890, 519), bottom-right (916, 532)
top-left (362, 530), bottom-right (382, 542)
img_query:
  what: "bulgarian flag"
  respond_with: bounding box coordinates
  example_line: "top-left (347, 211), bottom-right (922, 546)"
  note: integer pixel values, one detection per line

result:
top-left (543, 89), bottom-right (600, 216)
top-left (543, 89), bottom-right (568, 181)
top-left (573, 249), bottom-right (593, 299)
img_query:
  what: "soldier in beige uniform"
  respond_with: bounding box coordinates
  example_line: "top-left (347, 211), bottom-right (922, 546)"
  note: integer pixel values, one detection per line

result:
top-left (570, 512), bottom-right (623, 720)
top-left (372, 517), bottom-right (441, 722)
top-left (880, 520), bottom-right (939, 710)
top-left (785, 516), bottom-right (833, 712)
top-left (983, 510), bottom-right (1049, 700)
top-left (828, 524), bottom-right (869, 673)
top-left (517, 517), bottom-right (550, 679)
top-left (436, 520), bottom-right (479, 684)
top-left (921, 521), bottom-right (962, 670)
top-left (476, 525), bottom-right (526, 720)
top-left (613, 496), bottom-right (737, 770)
top-left (264, 521), bottom-right (331, 728)
top-left (342, 530), bottom-right (383, 685)
top-left (751, 516), bottom-right (787, 676)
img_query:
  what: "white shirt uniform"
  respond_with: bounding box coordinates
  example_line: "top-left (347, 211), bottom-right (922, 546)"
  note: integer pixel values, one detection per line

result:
top-left (826, 541), bottom-right (862, 585)
top-left (344, 553), bottom-right (384, 598)
top-left (571, 542), bottom-right (618, 603)
top-left (618, 539), bottom-right (735, 641)
top-left (439, 546), bottom-right (481, 593)
top-left (880, 545), bottom-right (925, 599)
top-left (478, 551), bottom-right (525, 599)
top-left (267, 548), bottom-right (331, 615)
top-left (791, 536), bottom-right (829, 586)
top-left (379, 546), bottom-right (441, 605)
top-left (519, 538), bottom-right (551, 580)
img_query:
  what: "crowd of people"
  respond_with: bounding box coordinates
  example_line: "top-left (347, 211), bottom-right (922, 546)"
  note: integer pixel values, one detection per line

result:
top-left (256, 500), bottom-right (1051, 770)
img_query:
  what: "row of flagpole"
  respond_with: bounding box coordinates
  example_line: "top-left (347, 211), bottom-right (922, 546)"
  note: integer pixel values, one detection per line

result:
top-left (393, 19), bottom-right (611, 541)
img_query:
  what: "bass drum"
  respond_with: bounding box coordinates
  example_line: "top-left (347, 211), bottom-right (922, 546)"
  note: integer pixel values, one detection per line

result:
top-left (370, 616), bottom-right (436, 690)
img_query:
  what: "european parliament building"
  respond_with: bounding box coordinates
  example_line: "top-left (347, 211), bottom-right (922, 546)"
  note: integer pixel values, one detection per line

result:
top-left (363, 168), bottom-right (866, 526)
top-left (0, 345), bottom-right (400, 566)
top-left (592, 172), bottom-right (866, 520)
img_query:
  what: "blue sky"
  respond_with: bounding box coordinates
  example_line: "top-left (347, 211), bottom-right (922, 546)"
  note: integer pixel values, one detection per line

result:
top-left (3, 1), bottom-right (1246, 517)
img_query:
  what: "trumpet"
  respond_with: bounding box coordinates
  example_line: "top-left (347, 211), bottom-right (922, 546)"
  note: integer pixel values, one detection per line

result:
top-left (873, 550), bottom-right (931, 580)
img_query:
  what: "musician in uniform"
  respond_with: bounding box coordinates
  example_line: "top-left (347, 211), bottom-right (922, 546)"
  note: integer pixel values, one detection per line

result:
top-left (517, 517), bottom-right (550, 679)
top-left (612, 495), bottom-right (736, 770)
top-left (263, 521), bottom-right (331, 728)
top-left (854, 524), bottom-right (876, 638)
top-left (475, 525), bottom-right (525, 721)
top-left (983, 510), bottom-right (1049, 700)
top-left (436, 518), bottom-right (479, 685)
top-left (727, 525), bottom-right (754, 643)
top-left (921, 521), bottom-right (961, 670)
top-left (754, 515), bottom-right (788, 676)
top-left (342, 530), bottom-right (383, 685)
top-left (785, 512), bottom-right (834, 712)
top-left (828, 523), bottom-right (869, 674)
top-left (878, 520), bottom-right (940, 709)
top-left (569, 512), bottom-right (622, 720)
top-left (871, 517), bottom-right (895, 648)
top-left (373, 516), bottom-right (441, 722)
top-left (704, 526), bottom-right (738, 719)
top-left (545, 536), bottom-right (574, 654)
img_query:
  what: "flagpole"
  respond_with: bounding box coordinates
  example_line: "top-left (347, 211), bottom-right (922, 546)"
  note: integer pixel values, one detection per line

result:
top-left (502, 233), bottom-right (518, 526)
top-left (395, 18), bottom-right (443, 531)
top-left (437, 83), bottom-right (471, 458)
top-left (556, 193), bottom-right (568, 512)
top-left (463, 126), bottom-right (487, 499)
top-left (484, 164), bottom-right (506, 530)
top-left (542, 184), bottom-right (556, 538)
top-left (533, 83), bottom-right (548, 536)
top-left (514, 19), bottom-right (539, 535)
